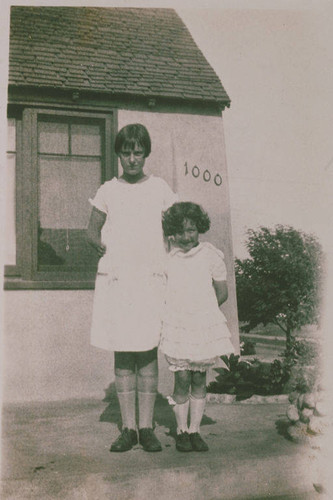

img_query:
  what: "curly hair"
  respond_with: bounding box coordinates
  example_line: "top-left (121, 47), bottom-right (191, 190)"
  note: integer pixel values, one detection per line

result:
top-left (162, 202), bottom-right (211, 236)
top-left (114, 123), bottom-right (151, 157)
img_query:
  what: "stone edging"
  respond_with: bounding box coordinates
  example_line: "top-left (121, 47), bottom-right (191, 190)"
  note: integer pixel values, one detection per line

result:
top-left (206, 393), bottom-right (289, 404)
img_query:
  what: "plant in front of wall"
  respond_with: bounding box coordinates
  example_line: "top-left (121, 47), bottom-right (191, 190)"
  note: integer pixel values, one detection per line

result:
top-left (235, 225), bottom-right (323, 356)
top-left (207, 354), bottom-right (290, 399)
top-left (240, 339), bottom-right (256, 355)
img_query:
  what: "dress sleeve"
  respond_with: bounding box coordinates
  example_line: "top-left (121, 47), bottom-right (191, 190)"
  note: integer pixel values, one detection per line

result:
top-left (88, 183), bottom-right (108, 214)
top-left (210, 246), bottom-right (227, 281)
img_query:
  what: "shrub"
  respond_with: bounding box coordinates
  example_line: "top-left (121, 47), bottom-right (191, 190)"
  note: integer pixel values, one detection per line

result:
top-left (207, 338), bottom-right (320, 399)
top-left (235, 226), bottom-right (323, 355)
top-left (240, 340), bottom-right (256, 355)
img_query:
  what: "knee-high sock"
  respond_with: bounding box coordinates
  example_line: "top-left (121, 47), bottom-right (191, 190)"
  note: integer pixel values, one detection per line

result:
top-left (137, 372), bottom-right (158, 429)
top-left (173, 399), bottom-right (189, 434)
top-left (138, 392), bottom-right (156, 429)
top-left (115, 374), bottom-right (136, 430)
top-left (188, 394), bottom-right (206, 433)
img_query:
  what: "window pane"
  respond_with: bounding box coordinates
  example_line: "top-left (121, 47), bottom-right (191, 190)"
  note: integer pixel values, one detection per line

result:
top-left (71, 123), bottom-right (101, 156)
top-left (38, 121), bottom-right (69, 154)
top-left (38, 157), bottom-right (101, 268)
top-left (37, 228), bottom-right (99, 268)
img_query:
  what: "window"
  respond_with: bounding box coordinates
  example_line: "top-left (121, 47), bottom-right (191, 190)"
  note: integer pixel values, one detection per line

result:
top-left (5, 108), bottom-right (117, 288)
top-left (5, 118), bottom-right (17, 267)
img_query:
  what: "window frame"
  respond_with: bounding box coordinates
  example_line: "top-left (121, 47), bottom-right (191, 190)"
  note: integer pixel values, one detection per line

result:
top-left (5, 107), bottom-right (117, 289)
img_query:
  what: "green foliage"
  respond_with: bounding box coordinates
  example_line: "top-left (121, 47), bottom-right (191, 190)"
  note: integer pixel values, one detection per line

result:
top-left (235, 225), bottom-right (323, 351)
top-left (207, 354), bottom-right (290, 399)
top-left (282, 337), bottom-right (321, 394)
top-left (286, 364), bottom-right (317, 394)
top-left (281, 337), bottom-right (319, 368)
top-left (207, 338), bottom-right (320, 399)
top-left (240, 339), bottom-right (256, 355)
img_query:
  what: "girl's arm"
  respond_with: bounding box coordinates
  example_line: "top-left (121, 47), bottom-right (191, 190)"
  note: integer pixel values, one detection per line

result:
top-left (212, 279), bottom-right (228, 306)
top-left (86, 206), bottom-right (107, 257)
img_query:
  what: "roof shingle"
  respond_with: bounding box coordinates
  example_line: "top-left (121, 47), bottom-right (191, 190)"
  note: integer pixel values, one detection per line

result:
top-left (8, 7), bottom-right (230, 107)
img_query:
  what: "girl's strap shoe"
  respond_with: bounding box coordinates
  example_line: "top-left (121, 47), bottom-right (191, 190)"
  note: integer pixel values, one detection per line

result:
top-left (175, 431), bottom-right (193, 452)
top-left (139, 428), bottom-right (162, 452)
top-left (189, 432), bottom-right (209, 452)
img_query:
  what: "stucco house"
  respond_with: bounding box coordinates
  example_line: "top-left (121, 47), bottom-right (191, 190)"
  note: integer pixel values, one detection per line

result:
top-left (3, 6), bottom-right (238, 402)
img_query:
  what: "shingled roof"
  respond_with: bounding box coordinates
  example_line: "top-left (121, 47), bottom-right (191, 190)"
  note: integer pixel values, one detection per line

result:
top-left (8, 7), bottom-right (230, 108)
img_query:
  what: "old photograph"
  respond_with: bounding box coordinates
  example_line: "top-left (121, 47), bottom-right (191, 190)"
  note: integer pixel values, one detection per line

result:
top-left (1, 0), bottom-right (332, 498)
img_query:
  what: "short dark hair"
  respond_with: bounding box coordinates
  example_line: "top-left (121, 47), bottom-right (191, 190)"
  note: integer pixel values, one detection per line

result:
top-left (114, 123), bottom-right (151, 157)
top-left (162, 202), bottom-right (211, 236)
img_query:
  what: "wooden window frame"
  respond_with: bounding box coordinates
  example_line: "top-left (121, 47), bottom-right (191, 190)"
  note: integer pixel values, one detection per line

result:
top-left (5, 107), bottom-right (117, 289)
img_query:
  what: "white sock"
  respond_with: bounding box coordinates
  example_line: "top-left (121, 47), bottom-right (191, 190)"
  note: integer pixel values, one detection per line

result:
top-left (173, 399), bottom-right (190, 434)
top-left (138, 391), bottom-right (156, 429)
top-left (117, 390), bottom-right (136, 430)
top-left (188, 394), bottom-right (206, 434)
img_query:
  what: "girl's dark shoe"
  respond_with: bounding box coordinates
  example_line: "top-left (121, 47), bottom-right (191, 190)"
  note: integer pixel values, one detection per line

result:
top-left (138, 428), bottom-right (162, 452)
top-left (189, 432), bottom-right (209, 452)
top-left (110, 428), bottom-right (138, 452)
top-left (175, 431), bottom-right (192, 452)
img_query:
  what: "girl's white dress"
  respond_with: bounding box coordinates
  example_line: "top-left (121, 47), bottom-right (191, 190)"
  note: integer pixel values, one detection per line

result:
top-left (159, 242), bottom-right (235, 362)
top-left (89, 175), bottom-right (177, 352)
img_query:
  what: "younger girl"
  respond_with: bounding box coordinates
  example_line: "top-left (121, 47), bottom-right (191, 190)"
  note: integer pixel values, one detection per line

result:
top-left (160, 202), bottom-right (234, 452)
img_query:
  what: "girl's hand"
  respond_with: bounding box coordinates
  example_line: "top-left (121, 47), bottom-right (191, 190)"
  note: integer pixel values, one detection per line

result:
top-left (87, 238), bottom-right (106, 257)
top-left (95, 243), bottom-right (106, 257)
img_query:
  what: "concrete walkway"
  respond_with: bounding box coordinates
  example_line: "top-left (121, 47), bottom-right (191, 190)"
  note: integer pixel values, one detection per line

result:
top-left (1, 389), bottom-right (324, 500)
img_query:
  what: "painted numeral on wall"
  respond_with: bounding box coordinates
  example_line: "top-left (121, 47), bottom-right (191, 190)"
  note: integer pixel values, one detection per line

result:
top-left (192, 166), bottom-right (200, 178)
top-left (203, 169), bottom-right (211, 182)
top-left (184, 162), bottom-right (222, 186)
top-left (214, 174), bottom-right (222, 186)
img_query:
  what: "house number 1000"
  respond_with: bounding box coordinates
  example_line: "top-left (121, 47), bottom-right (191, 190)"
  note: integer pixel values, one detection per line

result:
top-left (184, 162), bottom-right (222, 186)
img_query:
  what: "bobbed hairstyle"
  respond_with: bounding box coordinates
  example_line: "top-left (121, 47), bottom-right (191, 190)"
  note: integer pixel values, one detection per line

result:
top-left (162, 202), bottom-right (211, 237)
top-left (114, 123), bottom-right (151, 157)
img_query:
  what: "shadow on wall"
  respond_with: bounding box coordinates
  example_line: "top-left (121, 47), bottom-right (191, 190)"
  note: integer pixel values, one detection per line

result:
top-left (100, 383), bottom-right (216, 438)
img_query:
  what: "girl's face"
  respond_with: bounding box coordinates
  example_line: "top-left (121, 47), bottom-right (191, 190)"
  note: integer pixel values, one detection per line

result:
top-left (119, 142), bottom-right (146, 177)
top-left (174, 219), bottom-right (199, 252)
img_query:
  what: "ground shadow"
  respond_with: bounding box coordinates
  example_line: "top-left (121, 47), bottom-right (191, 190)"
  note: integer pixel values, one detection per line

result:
top-left (100, 382), bottom-right (216, 438)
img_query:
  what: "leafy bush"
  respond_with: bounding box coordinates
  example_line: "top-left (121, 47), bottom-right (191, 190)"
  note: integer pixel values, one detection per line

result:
top-left (207, 338), bottom-right (320, 399)
top-left (207, 354), bottom-right (289, 399)
top-left (240, 340), bottom-right (256, 355)
top-left (281, 337), bottom-right (319, 367)
top-left (282, 337), bottom-right (321, 394)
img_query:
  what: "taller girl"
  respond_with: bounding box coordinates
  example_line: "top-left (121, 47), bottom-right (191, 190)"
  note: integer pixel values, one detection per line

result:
top-left (87, 124), bottom-right (177, 452)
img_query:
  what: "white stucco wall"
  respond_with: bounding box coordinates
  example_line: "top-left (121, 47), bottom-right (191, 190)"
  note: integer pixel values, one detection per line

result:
top-left (2, 109), bottom-right (239, 403)
top-left (2, 291), bottom-right (110, 402)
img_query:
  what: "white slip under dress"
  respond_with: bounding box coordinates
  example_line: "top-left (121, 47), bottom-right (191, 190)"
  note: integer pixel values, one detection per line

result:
top-left (159, 242), bottom-right (235, 370)
top-left (89, 175), bottom-right (177, 352)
